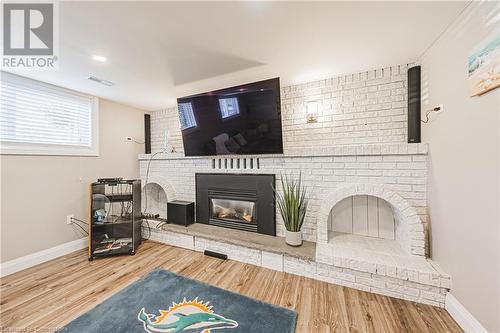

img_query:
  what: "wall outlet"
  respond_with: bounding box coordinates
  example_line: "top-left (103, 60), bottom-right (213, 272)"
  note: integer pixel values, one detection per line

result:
top-left (433, 104), bottom-right (444, 114)
top-left (66, 214), bottom-right (74, 225)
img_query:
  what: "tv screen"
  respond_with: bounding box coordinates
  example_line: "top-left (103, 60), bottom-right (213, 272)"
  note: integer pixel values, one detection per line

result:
top-left (177, 78), bottom-right (283, 156)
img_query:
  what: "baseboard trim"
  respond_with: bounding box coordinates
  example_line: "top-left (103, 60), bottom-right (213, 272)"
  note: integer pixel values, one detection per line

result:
top-left (1, 238), bottom-right (88, 277)
top-left (445, 293), bottom-right (489, 333)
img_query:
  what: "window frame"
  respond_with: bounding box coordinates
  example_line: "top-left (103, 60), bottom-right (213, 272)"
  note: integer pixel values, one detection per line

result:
top-left (0, 73), bottom-right (99, 156)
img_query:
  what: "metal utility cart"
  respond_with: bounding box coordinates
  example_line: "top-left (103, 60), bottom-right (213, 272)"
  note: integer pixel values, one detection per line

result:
top-left (89, 178), bottom-right (142, 260)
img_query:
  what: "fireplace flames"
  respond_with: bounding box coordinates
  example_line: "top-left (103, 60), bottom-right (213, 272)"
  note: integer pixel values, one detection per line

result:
top-left (213, 205), bottom-right (253, 222)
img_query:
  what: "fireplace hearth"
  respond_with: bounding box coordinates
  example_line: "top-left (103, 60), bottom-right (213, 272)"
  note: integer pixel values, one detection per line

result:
top-left (196, 173), bottom-right (275, 236)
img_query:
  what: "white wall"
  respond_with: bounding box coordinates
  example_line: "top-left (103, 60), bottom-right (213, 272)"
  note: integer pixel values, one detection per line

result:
top-left (420, 2), bottom-right (499, 332)
top-left (0, 99), bottom-right (146, 263)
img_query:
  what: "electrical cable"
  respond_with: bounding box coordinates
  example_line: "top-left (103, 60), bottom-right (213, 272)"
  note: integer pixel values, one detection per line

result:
top-left (421, 106), bottom-right (442, 124)
top-left (143, 219), bottom-right (152, 240)
top-left (72, 218), bottom-right (88, 227)
top-left (143, 150), bottom-right (164, 214)
top-left (109, 184), bottom-right (121, 224)
top-left (129, 138), bottom-right (145, 144)
top-left (142, 147), bottom-right (168, 240)
top-left (70, 217), bottom-right (89, 236)
top-left (71, 221), bottom-right (89, 235)
top-left (71, 217), bottom-right (88, 224)
top-left (74, 224), bottom-right (89, 236)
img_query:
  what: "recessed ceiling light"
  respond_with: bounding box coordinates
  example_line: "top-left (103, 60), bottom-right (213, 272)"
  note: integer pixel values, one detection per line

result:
top-left (92, 55), bottom-right (107, 62)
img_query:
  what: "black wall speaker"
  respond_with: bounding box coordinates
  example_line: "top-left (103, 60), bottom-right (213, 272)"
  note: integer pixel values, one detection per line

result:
top-left (407, 66), bottom-right (421, 143)
top-left (144, 114), bottom-right (151, 154)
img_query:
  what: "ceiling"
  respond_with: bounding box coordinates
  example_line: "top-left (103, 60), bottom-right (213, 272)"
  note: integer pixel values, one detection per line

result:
top-left (7, 1), bottom-right (467, 111)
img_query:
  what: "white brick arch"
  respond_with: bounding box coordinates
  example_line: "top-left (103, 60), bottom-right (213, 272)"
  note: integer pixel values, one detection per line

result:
top-left (316, 184), bottom-right (425, 256)
top-left (141, 175), bottom-right (177, 202)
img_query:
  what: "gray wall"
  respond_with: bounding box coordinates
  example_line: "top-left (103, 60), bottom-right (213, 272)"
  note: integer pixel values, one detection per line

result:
top-left (1, 99), bottom-right (146, 262)
top-left (421, 2), bottom-right (499, 331)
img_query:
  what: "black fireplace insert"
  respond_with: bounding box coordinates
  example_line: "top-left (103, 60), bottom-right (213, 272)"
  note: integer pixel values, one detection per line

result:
top-left (195, 173), bottom-right (275, 236)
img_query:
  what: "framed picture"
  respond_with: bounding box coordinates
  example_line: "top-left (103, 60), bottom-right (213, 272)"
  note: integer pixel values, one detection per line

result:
top-left (468, 30), bottom-right (500, 97)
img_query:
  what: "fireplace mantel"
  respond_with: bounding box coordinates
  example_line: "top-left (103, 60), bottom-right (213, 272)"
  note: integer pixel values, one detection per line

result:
top-left (138, 143), bottom-right (428, 161)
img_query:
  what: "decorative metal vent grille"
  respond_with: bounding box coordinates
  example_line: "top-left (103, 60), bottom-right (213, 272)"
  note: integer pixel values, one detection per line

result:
top-left (211, 158), bottom-right (260, 170)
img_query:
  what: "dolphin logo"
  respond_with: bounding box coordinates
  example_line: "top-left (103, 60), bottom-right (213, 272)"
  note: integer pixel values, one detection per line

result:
top-left (137, 298), bottom-right (238, 333)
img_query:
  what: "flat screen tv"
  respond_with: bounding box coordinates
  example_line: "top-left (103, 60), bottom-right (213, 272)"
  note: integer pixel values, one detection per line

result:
top-left (176, 78), bottom-right (283, 156)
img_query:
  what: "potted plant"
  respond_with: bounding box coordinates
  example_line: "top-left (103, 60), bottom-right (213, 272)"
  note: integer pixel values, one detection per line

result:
top-left (274, 173), bottom-right (308, 247)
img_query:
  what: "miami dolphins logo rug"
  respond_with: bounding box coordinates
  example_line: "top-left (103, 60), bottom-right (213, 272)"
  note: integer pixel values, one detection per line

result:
top-left (138, 298), bottom-right (238, 333)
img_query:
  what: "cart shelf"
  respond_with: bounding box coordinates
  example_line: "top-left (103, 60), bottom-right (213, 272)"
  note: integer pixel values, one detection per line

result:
top-left (89, 179), bottom-right (142, 260)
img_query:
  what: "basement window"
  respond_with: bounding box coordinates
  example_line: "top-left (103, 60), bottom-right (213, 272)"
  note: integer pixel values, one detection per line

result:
top-left (0, 72), bottom-right (99, 156)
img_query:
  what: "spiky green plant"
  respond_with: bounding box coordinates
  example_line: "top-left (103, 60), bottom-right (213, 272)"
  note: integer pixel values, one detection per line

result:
top-left (274, 173), bottom-right (308, 232)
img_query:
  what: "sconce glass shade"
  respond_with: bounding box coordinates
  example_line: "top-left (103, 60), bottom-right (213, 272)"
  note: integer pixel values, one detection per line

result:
top-left (306, 101), bottom-right (318, 123)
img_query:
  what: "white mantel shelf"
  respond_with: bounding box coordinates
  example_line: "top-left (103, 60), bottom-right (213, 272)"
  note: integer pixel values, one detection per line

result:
top-left (138, 143), bottom-right (428, 160)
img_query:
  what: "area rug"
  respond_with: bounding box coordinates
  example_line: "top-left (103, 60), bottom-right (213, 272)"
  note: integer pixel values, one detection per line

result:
top-left (62, 268), bottom-right (297, 332)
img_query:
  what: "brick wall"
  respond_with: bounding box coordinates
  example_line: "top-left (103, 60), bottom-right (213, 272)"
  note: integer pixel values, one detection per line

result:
top-left (149, 63), bottom-right (412, 153)
top-left (150, 108), bottom-right (183, 154)
top-left (139, 143), bottom-right (428, 249)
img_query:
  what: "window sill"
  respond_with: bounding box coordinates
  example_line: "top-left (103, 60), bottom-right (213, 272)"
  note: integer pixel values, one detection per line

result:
top-left (0, 144), bottom-right (99, 157)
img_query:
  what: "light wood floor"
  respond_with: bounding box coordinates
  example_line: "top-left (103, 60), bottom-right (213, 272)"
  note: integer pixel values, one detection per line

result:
top-left (0, 241), bottom-right (462, 333)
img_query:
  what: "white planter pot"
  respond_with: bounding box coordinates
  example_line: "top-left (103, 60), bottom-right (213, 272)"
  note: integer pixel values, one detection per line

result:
top-left (285, 230), bottom-right (302, 247)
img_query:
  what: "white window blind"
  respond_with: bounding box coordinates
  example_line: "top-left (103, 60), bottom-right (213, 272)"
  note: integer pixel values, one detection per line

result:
top-left (219, 97), bottom-right (240, 119)
top-left (0, 72), bottom-right (98, 155)
top-left (178, 102), bottom-right (197, 130)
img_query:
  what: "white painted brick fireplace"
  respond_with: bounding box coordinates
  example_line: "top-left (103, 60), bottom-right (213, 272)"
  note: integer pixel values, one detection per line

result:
top-left (140, 146), bottom-right (428, 248)
top-left (140, 63), bottom-right (451, 307)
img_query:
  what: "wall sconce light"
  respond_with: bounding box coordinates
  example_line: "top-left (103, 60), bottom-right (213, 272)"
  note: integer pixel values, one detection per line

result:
top-left (306, 101), bottom-right (318, 123)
